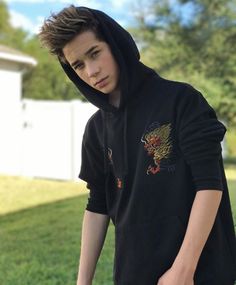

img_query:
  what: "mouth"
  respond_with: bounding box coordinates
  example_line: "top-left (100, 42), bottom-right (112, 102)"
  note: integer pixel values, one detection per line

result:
top-left (94, 76), bottom-right (109, 88)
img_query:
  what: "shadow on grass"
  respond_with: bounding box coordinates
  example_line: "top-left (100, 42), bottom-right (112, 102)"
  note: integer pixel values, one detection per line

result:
top-left (0, 194), bottom-right (115, 285)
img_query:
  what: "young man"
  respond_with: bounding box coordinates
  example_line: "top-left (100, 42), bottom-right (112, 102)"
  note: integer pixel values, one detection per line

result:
top-left (39, 5), bottom-right (236, 285)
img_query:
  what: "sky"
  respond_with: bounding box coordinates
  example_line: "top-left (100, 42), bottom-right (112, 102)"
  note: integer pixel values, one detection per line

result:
top-left (4, 0), bottom-right (137, 35)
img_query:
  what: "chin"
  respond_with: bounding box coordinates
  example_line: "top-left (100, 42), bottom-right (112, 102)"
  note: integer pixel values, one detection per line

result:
top-left (101, 86), bottom-right (114, 94)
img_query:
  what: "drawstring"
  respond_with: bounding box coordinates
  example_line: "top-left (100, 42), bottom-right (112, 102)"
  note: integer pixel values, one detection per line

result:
top-left (102, 106), bottom-right (129, 189)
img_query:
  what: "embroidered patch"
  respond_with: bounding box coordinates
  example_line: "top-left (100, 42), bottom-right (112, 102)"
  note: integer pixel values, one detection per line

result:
top-left (141, 122), bottom-right (176, 174)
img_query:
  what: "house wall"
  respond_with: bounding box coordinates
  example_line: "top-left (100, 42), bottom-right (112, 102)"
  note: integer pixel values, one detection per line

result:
top-left (0, 63), bottom-right (22, 176)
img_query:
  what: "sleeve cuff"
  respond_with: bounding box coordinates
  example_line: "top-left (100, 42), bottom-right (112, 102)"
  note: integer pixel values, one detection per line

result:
top-left (85, 182), bottom-right (108, 215)
top-left (189, 158), bottom-right (224, 191)
top-left (85, 205), bottom-right (108, 215)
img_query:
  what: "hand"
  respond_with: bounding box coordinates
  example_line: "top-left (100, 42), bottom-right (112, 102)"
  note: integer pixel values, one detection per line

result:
top-left (156, 265), bottom-right (194, 285)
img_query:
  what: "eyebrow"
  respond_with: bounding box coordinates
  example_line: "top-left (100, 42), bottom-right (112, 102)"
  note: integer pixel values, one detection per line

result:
top-left (71, 45), bottom-right (99, 68)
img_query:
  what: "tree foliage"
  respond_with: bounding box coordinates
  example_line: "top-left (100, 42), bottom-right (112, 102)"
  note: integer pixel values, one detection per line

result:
top-left (131, 0), bottom-right (236, 126)
top-left (0, 0), bottom-right (84, 101)
top-left (22, 36), bottom-right (83, 101)
top-left (0, 1), bottom-right (10, 34)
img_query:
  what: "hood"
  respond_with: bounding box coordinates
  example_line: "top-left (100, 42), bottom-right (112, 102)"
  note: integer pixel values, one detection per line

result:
top-left (59, 6), bottom-right (154, 112)
top-left (59, 6), bottom-right (157, 184)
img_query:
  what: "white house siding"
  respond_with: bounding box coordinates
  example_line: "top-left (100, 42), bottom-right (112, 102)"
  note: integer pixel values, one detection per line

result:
top-left (0, 61), bottom-right (22, 176)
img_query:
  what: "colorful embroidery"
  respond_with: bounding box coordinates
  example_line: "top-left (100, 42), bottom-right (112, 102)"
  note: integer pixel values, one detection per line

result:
top-left (141, 122), bottom-right (175, 174)
top-left (117, 178), bottom-right (123, 189)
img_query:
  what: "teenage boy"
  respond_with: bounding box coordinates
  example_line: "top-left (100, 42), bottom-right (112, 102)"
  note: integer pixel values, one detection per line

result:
top-left (39, 5), bottom-right (236, 285)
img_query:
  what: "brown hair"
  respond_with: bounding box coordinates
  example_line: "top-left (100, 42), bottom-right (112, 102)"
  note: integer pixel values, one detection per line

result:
top-left (38, 5), bottom-right (104, 62)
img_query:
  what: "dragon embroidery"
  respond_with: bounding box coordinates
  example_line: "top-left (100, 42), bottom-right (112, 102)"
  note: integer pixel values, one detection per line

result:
top-left (141, 122), bottom-right (173, 174)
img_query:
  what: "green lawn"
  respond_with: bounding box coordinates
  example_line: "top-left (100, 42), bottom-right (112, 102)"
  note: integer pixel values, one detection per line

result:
top-left (0, 173), bottom-right (235, 285)
top-left (0, 195), bottom-right (115, 285)
top-left (0, 177), bottom-right (114, 285)
top-left (0, 176), bottom-right (87, 215)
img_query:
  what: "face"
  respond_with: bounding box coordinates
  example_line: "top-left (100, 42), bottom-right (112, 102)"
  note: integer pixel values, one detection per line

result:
top-left (63, 30), bottom-right (120, 96)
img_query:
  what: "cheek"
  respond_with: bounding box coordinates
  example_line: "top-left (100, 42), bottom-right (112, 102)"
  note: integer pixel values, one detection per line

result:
top-left (75, 71), bottom-right (87, 83)
top-left (102, 54), bottom-right (118, 72)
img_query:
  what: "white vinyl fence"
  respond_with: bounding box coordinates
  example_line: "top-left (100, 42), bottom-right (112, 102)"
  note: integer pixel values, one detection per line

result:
top-left (0, 98), bottom-right (97, 181)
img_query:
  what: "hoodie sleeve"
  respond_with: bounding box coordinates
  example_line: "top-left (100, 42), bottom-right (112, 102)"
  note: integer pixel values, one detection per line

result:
top-left (79, 115), bottom-right (108, 215)
top-left (177, 85), bottom-right (227, 192)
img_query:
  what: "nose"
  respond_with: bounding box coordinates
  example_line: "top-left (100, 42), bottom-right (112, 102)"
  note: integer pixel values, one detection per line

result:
top-left (86, 61), bottom-right (100, 78)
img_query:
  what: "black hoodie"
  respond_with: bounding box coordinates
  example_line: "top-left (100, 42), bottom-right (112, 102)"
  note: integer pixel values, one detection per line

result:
top-left (60, 7), bottom-right (236, 285)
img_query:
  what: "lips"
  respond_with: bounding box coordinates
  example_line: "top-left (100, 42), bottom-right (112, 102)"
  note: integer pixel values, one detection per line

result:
top-left (95, 76), bottom-right (109, 88)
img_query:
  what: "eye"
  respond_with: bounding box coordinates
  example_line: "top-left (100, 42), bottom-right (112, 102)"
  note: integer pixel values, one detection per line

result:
top-left (74, 62), bottom-right (84, 70)
top-left (91, 50), bottom-right (100, 59)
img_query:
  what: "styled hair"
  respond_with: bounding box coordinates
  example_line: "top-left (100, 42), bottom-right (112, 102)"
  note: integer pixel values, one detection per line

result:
top-left (38, 5), bottom-right (104, 62)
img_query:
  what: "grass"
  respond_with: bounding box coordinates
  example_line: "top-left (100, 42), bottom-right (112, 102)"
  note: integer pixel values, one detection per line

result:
top-left (0, 164), bottom-right (235, 285)
top-left (0, 195), bottom-right (115, 285)
top-left (0, 176), bottom-right (87, 215)
top-left (0, 176), bottom-right (115, 285)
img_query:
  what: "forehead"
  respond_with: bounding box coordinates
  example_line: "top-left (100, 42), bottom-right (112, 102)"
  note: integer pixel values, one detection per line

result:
top-left (63, 30), bottom-right (104, 62)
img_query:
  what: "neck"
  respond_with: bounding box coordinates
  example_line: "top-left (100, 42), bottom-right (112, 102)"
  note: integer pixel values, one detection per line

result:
top-left (109, 89), bottom-right (121, 108)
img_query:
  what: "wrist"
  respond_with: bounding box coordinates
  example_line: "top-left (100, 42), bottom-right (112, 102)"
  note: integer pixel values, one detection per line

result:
top-left (172, 257), bottom-right (196, 277)
top-left (172, 245), bottom-right (201, 274)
